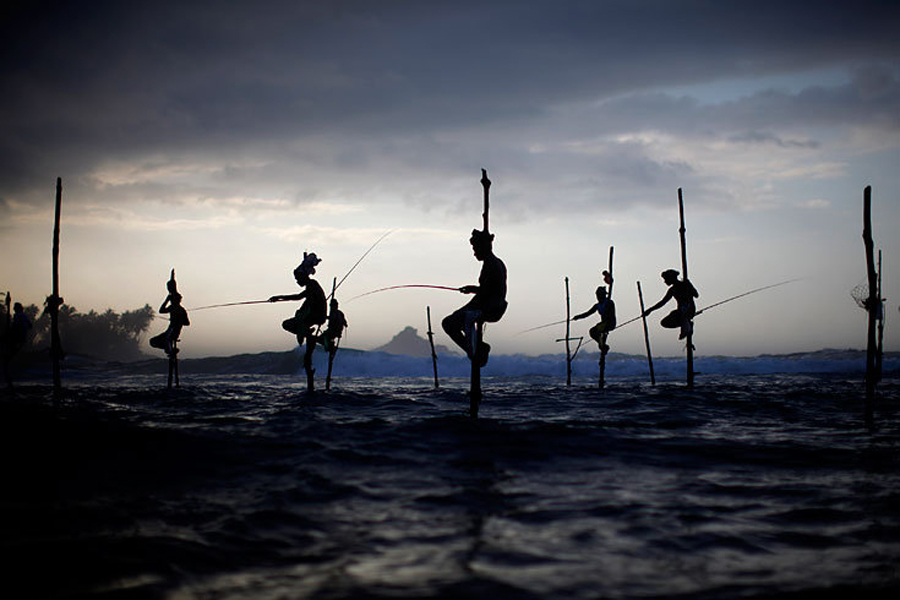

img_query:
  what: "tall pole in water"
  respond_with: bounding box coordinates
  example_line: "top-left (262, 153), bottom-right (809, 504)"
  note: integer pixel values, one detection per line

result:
top-left (326, 277), bottom-right (338, 392)
top-left (565, 277), bottom-right (572, 387)
top-left (426, 306), bottom-right (439, 389)
top-left (863, 186), bottom-right (877, 402)
top-left (599, 246), bottom-right (613, 389)
top-left (637, 281), bottom-right (656, 385)
top-left (678, 189), bottom-right (694, 387)
top-left (51, 177), bottom-right (63, 394)
top-left (470, 169), bottom-right (491, 417)
top-left (876, 249), bottom-right (884, 383)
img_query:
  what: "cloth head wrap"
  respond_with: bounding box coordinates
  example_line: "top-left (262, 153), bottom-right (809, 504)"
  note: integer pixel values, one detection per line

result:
top-left (295, 251), bottom-right (322, 277)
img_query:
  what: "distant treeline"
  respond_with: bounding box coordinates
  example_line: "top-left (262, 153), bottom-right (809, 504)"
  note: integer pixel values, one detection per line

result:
top-left (3, 301), bottom-right (154, 362)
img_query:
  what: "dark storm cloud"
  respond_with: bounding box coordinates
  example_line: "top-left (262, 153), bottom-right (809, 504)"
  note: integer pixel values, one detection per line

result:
top-left (2, 0), bottom-right (898, 204)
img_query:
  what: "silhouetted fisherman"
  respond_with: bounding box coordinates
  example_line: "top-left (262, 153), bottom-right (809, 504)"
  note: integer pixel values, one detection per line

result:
top-left (150, 274), bottom-right (190, 356)
top-left (642, 269), bottom-right (698, 340)
top-left (442, 229), bottom-right (507, 366)
top-left (321, 298), bottom-right (347, 353)
top-left (573, 285), bottom-right (616, 353)
top-left (3, 301), bottom-right (33, 387)
top-left (269, 252), bottom-right (327, 388)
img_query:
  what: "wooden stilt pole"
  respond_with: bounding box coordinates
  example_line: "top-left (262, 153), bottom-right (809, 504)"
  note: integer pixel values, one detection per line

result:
top-left (166, 269), bottom-right (181, 390)
top-left (481, 168), bottom-right (490, 234)
top-left (51, 177), bottom-right (63, 395)
top-left (470, 322), bottom-right (482, 417)
top-left (167, 339), bottom-right (178, 389)
top-left (599, 246), bottom-right (613, 389)
top-left (469, 169), bottom-right (491, 418)
top-left (3, 292), bottom-right (11, 388)
top-left (637, 281), bottom-right (656, 385)
top-left (876, 249), bottom-right (884, 383)
top-left (565, 277), bottom-right (572, 387)
top-left (678, 189), bottom-right (694, 388)
top-left (863, 186), bottom-right (877, 402)
top-left (427, 306), bottom-right (439, 389)
top-left (326, 277), bottom-right (337, 392)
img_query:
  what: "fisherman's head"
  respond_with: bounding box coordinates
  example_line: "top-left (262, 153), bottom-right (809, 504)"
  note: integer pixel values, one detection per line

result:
top-left (330, 298), bottom-right (339, 310)
top-left (13, 302), bottom-right (23, 313)
top-left (661, 269), bottom-right (679, 284)
top-left (294, 251), bottom-right (321, 284)
top-left (169, 292), bottom-right (183, 305)
top-left (595, 286), bottom-right (607, 301)
top-left (469, 229), bottom-right (494, 260)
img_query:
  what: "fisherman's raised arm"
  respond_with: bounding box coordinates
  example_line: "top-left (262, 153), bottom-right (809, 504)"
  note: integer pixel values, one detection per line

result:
top-left (573, 305), bottom-right (597, 321)
top-left (644, 288), bottom-right (674, 316)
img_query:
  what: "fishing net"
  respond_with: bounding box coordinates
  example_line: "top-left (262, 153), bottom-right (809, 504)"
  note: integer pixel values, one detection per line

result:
top-left (850, 283), bottom-right (870, 309)
top-left (851, 282), bottom-right (885, 320)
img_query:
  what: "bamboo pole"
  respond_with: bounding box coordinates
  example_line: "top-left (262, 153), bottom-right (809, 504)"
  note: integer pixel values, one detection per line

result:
top-left (427, 306), bottom-right (439, 389)
top-left (678, 189), bottom-right (694, 387)
top-left (470, 169), bottom-right (491, 417)
top-left (470, 322), bottom-right (482, 417)
top-left (481, 168), bottom-right (490, 233)
top-left (565, 277), bottom-right (572, 387)
top-left (863, 186), bottom-right (877, 402)
top-left (167, 339), bottom-right (178, 389)
top-left (876, 249), bottom-right (884, 383)
top-left (167, 269), bottom-right (180, 390)
top-left (326, 277), bottom-right (337, 391)
top-left (51, 177), bottom-right (63, 393)
top-left (637, 281), bottom-right (656, 385)
top-left (599, 246), bottom-right (613, 389)
top-left (3, 292), bottom-right (10, 388)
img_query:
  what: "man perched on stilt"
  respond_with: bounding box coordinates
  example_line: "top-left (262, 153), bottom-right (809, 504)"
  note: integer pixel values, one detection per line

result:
top-left (269, 252), bottom-right (327, 390)
top-left (321, 297), bottom-right (348, 354)
top-left (573, 285), bottom-right (616, 353)
top-left (642, 269), bottom-right (698, 342)
top-left (150, 271), bottom-right (190, 357)
top-left (442, 229), bottom-right (507, 367)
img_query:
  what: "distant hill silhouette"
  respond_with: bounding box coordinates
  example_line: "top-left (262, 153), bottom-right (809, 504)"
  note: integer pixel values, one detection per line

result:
top-left (373, 326), bottom-right (458, 357)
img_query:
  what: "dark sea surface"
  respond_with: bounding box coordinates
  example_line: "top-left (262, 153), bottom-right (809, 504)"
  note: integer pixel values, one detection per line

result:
top-left (3, 366), bottom-right (899, 599)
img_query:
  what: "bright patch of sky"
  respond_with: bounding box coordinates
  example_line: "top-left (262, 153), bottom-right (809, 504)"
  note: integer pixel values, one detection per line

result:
top-left (664, 66), bottom-right (852, 105)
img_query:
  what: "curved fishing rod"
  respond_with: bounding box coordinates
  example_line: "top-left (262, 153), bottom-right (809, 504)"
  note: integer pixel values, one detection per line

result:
top-left (188, 230), bottom-right (394, 312)
top-left (614, 278), bottom-right (802, 330)
top-left (518, 278), bottom-right (801, 335)
top-left (189, 299), bottom-right (272, 312)
top-left (348, 284), bottom-right (460, 302)
top-left (517, 318), bottom-right (568, 335)
top-left (693, 278), bottom-right (801, 316)
top-left (330, 229), bottom-right (394, 300)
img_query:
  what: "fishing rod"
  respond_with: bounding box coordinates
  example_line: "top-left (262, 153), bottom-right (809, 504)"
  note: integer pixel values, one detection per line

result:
top-left (348, 284), bottom-right (460, 302)
top-left (614, 278), bottom-right (802, 330)
top-left (190, 299), bottom-right (272, 311)
top-left (694, 278), bottom-right (801, 316)
top-left (188, 230), bottom-right (395, 312)
top-left (518, 278), bottom-right (800, 335)
top-left (330, 229), bottom-right (394, 300)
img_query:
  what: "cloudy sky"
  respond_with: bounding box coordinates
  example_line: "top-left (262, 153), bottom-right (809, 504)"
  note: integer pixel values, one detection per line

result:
top-left (2, 0), bottom-right (898, 359)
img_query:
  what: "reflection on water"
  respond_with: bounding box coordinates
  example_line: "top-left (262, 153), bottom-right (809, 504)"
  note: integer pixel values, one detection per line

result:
top-left (2, 372), bottom-right (899, 599)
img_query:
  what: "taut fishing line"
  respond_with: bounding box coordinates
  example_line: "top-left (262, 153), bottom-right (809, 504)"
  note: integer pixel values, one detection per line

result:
top-left (188, 230), bottom-right (395, 312)
top-left (519, 278), bottom-right (801, 335)
top-left (348, 284), bottom-right (460, 302)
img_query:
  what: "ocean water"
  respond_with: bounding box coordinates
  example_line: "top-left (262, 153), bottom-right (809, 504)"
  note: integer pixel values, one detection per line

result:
top-left (3, 366), bottom-right (899, 599)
